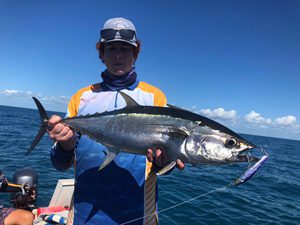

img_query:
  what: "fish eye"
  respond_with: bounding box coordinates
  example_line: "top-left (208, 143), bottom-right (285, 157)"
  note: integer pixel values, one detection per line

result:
top-left (225, 137), bottom-right (238, 148)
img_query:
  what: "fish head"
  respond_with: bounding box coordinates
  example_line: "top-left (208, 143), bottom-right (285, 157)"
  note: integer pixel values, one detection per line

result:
top-left (183, 130), bottom-right (256, 165)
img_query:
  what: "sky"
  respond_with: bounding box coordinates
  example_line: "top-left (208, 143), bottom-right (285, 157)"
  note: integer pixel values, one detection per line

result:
top-left (0, 0), bottom-right (299, 141)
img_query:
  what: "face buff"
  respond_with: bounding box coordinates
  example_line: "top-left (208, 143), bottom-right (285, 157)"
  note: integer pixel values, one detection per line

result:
top-left (100, 67), bottom-right (138, 91)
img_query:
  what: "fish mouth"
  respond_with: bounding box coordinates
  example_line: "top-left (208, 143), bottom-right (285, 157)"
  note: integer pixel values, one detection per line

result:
top-left (236, 154), bottom-right (259, 163)
top-left (238, 140), bottom-right (257, 154)
top-left (235, 141), bottom-right (258, 163)
top-left (248, 141), bottom-right (257, 150)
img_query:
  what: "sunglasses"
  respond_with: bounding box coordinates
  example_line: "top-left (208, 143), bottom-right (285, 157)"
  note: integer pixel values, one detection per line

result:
top-left (101, 29), bottom-right (136, 41)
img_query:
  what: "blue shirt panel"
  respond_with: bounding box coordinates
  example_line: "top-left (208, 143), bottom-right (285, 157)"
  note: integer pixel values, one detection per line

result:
top-left (73, 135), bottom-right (147, 225)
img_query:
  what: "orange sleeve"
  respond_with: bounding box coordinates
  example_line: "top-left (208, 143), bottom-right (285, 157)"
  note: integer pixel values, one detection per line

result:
top-left (67, 85), bottom-right (94, 117)
top-left (138, 81), bottom-right (167, 106)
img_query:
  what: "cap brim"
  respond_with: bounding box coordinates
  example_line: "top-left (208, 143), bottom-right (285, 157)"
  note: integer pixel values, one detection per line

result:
top-left (103, 39), bottom-right (137, 47)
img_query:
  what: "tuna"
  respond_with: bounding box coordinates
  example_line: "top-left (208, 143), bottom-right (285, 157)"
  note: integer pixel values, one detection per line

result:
top-left (28, 92), bottom-right (257, 174)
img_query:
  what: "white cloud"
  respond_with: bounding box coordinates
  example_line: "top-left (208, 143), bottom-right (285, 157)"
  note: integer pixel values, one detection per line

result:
top-left (1, 89), bottom-right (69, 106)
top-left (244, 111), bottom-right (300, 136)
top-left (40, 95), bottom-right (70, 105)
top-left (2, 89), bottom-right (21, 96)
top-left (200, 108), bottom-right (237, 120)
top-left (192, 106), bottom-right (300, 139)
top-left (244, 111), bottom-right (272, 125)
top-left (274, 116), bottom-right (297, 127)
top-left (191, 105), bottom-right (197, 110)
top-left (2, 89), bottom-right (30, 97)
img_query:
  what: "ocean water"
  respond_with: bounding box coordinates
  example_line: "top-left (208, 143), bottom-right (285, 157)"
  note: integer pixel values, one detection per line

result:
top-left (0, 105), bottom-right (299, 224)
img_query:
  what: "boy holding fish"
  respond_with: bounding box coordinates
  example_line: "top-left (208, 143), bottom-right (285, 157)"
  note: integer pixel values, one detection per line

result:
top-left (47, 17), bottom-right (184, 225)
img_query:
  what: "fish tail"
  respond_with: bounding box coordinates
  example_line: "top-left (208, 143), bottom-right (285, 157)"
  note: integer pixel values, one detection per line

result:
top-left (26, 97), bottom-right (49, 155)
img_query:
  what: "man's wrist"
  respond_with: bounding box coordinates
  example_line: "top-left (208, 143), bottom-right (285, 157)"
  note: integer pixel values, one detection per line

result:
top-left (56, 141), bottom-right (75, 153)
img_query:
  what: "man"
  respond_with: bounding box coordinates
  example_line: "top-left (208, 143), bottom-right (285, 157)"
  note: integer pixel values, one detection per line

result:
top-left (48, 17), bottom-right (184, 224)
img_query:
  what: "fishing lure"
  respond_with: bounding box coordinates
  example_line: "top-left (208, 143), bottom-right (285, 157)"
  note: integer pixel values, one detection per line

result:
top-left (234, 154), bottom-right (268, 186)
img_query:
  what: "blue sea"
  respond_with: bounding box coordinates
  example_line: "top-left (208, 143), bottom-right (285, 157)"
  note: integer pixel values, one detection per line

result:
top-left (0, 105), bottom-right (299, 224)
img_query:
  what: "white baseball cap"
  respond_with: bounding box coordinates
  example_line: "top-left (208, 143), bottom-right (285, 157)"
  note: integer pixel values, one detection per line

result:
top-left (100, 17), bottom-right (138, 47)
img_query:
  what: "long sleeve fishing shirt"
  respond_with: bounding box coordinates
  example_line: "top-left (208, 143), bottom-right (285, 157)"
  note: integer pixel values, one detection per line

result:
top-left (51, 81), bottom-right (167, 225)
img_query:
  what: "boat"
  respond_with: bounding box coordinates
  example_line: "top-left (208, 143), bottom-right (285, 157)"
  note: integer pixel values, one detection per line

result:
top-left (34, 179), bottom-right (74, 225)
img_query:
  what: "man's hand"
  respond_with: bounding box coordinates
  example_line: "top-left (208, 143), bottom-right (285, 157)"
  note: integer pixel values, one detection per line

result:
top-left (146, 148), bottom-right (185, 171)
top-left (47, 115), bottom-right (76, 152)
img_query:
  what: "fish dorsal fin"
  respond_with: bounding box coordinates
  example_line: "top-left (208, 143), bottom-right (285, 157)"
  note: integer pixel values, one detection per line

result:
top-left (166, 104), bottom-right (182, 109)
top-left (119, 91), bottom-right (139, 107)
top-left (167, 104), bottom-right (191, 111)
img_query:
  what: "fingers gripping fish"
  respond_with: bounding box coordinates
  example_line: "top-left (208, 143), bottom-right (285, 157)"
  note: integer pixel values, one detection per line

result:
top-left (28, 92), bottom-right (257, 175)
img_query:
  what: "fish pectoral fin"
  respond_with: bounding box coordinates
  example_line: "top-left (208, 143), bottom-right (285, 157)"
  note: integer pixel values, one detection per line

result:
top-left (98, 150), bottom-right (119, 171)
top-left (167, 127), bottom-right (189, 139)
top-left (148, 125), bottom-right (189, 140)
top-left (157, 161), bottom-right (177, 176)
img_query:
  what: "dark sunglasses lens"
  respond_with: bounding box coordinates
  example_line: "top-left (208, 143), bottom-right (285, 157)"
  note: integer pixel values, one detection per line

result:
top-left (118, 29), bottom-right (135, 40)
top-left (101, 29), bottom-right (136, 41)
top-left (101, 29), bottom-right (117, 40)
